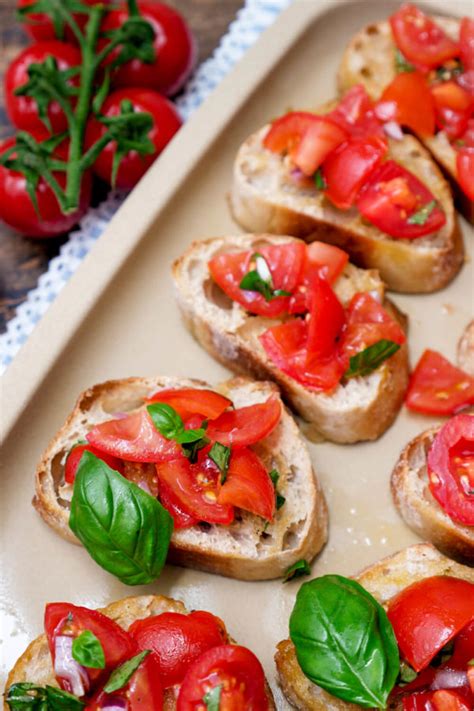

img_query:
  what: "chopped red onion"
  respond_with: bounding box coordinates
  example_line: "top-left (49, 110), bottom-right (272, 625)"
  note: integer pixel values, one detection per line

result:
top-left (101, 698), bottom-right (128, 710)
top-left (383, 121), bottom-right (404, 141)
top-left (54, 635), bottom-right (90, 698)
top-left (369, 290), bottom-right (382, 304)
top-left (374, 101), bottom-right (396, 122)
top-left (431, 668), bottom-right (468, 690)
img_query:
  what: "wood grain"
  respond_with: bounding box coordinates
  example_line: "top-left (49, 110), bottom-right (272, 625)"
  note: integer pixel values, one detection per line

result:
top-left (0, 0), bottom-right (243, 333)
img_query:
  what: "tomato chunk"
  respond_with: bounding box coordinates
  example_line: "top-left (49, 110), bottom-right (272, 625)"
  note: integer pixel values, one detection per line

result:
top-left (263, 111), bottom-right (320, 154)
top-left (218, 447), bottom-right (275, 521)
top-left (157, 475), bottom-right (199, 529)
top-left (377, 72), bottom-right (435, 137)
top-left (306, 242), bottom-right (349, 283)
top-left (291, 117), bottom-right (347, 176)
top-left (64, 443), bottom-right (124, 484)
top-left (146, 388), bottom-right (232, 420)
top-left (328, 85), bottom-right (385, 139)
top-left (406, 350), bottom-right (474, 415)
top-left (86, 653), bottom-right (163, 710)
top-left (306, 275), bottom-right (345, 362)
top-left (206, 396), bottom-right (281, 447)
top-left (390, 4), bottom-right (459, 69)
top-left (431, 81), bottom-right (473, 140)
top-left (457, 147), bottom-right (474, 201)
top-left (460, 18), bottom-right (474, 72)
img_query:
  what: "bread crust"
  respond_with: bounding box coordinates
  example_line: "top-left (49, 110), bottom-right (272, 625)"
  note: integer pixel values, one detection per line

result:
top-left (33, 375), bottom-right (328, 580)
top-left (275, 544), bottom-right (474, 710)
top-left (172, 234), bottom-right (409, 443)
top-left (4, 595), bottom-right (276, 710)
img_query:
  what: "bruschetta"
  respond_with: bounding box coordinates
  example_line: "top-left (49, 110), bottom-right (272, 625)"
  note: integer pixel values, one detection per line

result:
top-left (4, 594), bottom-right (276, 710)
top-left (172, 234), bottom-right (409, 443)
top-left (33, 375), bottom-right (327, 582)
top-left (275, 543), bottom-right (474, 710)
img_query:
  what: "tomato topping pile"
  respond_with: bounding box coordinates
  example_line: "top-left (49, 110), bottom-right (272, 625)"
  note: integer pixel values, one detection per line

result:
top-left (405, 350), bottom-right (474, 416)
top-left (390, 4), bottom-right (459, 69)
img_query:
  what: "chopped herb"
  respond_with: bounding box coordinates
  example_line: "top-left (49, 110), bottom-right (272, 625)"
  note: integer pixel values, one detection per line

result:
top-left (435, 60), bottom-right (463, 81)
top-left (203, 684), bottom-right (222, 711)
top-left (269, 468), bottom-right (286, 510)
top-left (314, 168), bottom-right (327, 190)
top-left (469, 659), bottom-right (474, 666)
top-left (209, 442), bottom-right (231, 483)
top-left (72, 629), bottom-right (105, 669)
top-left (104, 651), bottom-right (150, 693)
top-left (147, 403), bottom-right (209, 463)
top-left (283, 559), bottom-right (311, 582)
top-left (6, 683), bottom-right (84, 710)
top-left (345, 339), bottom-right (400, 379)
top-left (395, 48), bottom-right (415, 73)
top-left (239, 253), bottom-right (291, 302)
top-left (398, 661), bottom-right (418, 685)
top-left (407, 200), bottom-right (437, 225)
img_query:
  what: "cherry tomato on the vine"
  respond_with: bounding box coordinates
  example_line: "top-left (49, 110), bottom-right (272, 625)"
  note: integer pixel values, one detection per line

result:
top-left (17, 0), bottom-right (109, 43)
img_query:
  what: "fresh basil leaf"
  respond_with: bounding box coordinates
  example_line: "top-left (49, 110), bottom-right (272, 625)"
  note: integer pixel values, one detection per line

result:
top-left (209, 442), bottom-right (231, 483)
top-left (203, 684), bottom-right (222, 711)
top-left (239, 253), bottom-right (290, 301)
top-left (45, 687), bottom-right (85, 711)
top-left (469, 658), bottom-right (474, 666)
top-left (276, 492), bottom-right (286, 510)
top-left (407, 200), bottom-right (437, 225)
top-left (69, 452), bottom-right (173, 585)
top-left (5, 683), bottom-right (84, 710)
top-left (345, 339), bottom-right (400, 379)
top-left (72, 630), bottom-right (105, 669)
top-left (175, 427), bottom-right (208, 444)
top-left (290, 575), bottom-right (399, 708)
top-left (147, 402), bottom-right (184, 439)
top-left (269, 469), bottom-right (285, 510)
top-left (397, 661), bottom-right (417, 685)
top-left (314, 168), bottom-right (327, 190)
top-left (283, 559), bottom-right (310, 582)
top-left (395, 48), bottom-right (414, 73)
top-left (181, 436), bottom-right (210, 463)
top-left (104, 651), bottom-right (150, 693)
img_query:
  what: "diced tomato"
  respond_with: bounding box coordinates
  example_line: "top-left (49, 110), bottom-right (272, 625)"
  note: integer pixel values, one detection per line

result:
top-left (146, 388), bottom-right (232, 420)
top-left (323, 137), bottom-right (387, 210)
top-left (432, 690), bottom-right (473, 711)
top-left (306, 275), bottom-right (345, 363)
top-left (86, 409), bottom-right (181, 463)
top-left (468, 664), bottom-right (474, 693)
top-left (177, 645), bottom-right (269, 711)
top-left (218, 448), bottom-right (275, 521)
top-left (306, 242), bottom-right (349, 283)
top-left (206, 396), bottom-right (281, 447)
top-left (328, 85), bottom-right (385, 139)
top-left (357, 160), bottom-right (446, 238)
top-left (263, 111), bottom-right (320, 153)
top-left (457, 147), bottom-right (474, 201)
top-left (427, 414), bottom-right (474, 527)
top-left (390, 4), bottom-right (460, 69)
top-left (377, 72), bottom-right (435, 137)
top-left (208, 242), bottom-right (305, 317)
top-left (157, 475), bottom-right (199, 529)
top-left (291, 117), bottom-right (348, 176)
top-left (431, 81), bottom-right (473, 139)
top-left (387, 575), bottom-right (474, 671)
top-left (129, 610), bottom-right (226, 688)
top-left (64, 443), bottom-right (124, 484)
top-left (86, 653), bottom-right (163, 710)
top-left (406, 350), bottom-right (474, 415)
top-left (460, 18), bottom-right (474, 72)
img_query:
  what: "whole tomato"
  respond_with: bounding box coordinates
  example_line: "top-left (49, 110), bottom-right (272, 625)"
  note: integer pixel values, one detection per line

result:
top-left (5, 41), bottom-right (81, 133)
top-left (0, 134), bottom-right (92, 238)
top-left (17, 0), bottom-right (109, 42)
top-left (100, 1), bottom-right (196, 96)
top-left (85, 88), bottom-right (182, 189)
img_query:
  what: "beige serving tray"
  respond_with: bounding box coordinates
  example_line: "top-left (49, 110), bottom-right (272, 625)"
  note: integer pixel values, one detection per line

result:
top-left (1, 0), bottom-right (473, 704)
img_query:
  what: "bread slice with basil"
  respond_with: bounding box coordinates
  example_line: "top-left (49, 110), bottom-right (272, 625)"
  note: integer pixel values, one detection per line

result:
top-left (275, 543), bottom-right (474, 710)
top-left (4, 594), bottom-right (276, 711)
top-left (172, 234), bottom-right (409, 443)
top-left (33, 374), bottom-right (328, 581)
top-left (458, 320), bottom-right (474, 376)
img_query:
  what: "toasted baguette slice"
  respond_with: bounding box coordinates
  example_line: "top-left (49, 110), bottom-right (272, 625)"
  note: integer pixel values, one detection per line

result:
top-left (172, 234), bottom-right (409, 443)
top-left (458, 320), bottom-right (474, 376)
top-left (391, 422), bottom-right (474, 564)
top-left (33, 375), bottom-right (328, 581)
top-left (275, 544), bottom-right (474, 711)
top-left (4, 594), bottom-right (276, 711)
top-left (338, 14), bottom-right (473, 224)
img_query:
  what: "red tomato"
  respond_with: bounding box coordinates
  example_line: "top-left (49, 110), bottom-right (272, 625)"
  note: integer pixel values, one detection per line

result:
top-left (403, 691), bottom-right (472, 711)
top-left (64, 443), bottom-right (124, 484)
top-left (156, 475), bottom-right (198, 529)
top-left (17, 0), bottom-right (109, 42)
top-left (427, 414), bottom-right (474, 527)
top-left (86, 653), bottom-right (163, 711)
top-left (0, 136), bottom-right (91, 238)
top-left (146, 388), bottom-right (232, 420)
top-left (208, 241), bottom-right (306, 317)
top-left (431, 81), bottom-right (473, 139)
top-left (155, 457), bottom-right (234, 525)
top-left (129, 611), bottom-right (226, 688)
top-left (377, 72), bottom-right (435, 137)
top-left (457, 147), bottom-right (474, 201)
top-left (288, 242), bottom-right (348, 314)
top-left (85, 88), bottom-right (181, 189)
top-left (263, 111), bottom-right (320, 154)
top-left (357, 160), bottom-right (446, 238)
top-left (206, 396), bottom-right (282, 447)
top-left (387, 576), bottom-right (474, 672)
top-left (218, 448), bottom-right (275, 521)
top-left (390, 4), bottom-right (460, 69)
top-left (306, 275), bottom-right (345, 362)
top-left (100, 1), bottom-right (196, 96)
top-left (291, 117), bottom-right (347, 176)
top-left (328, 85), bottom-right (385, 139)
top-left (460, 18), bottom-right (474, 72)
top-left (44, 603), bottom-right (137, 696)
top-left (177, 644), bottom-right (269, 711)
top-left (86, 409), bottom-right (182, 462)
top-left (5, 41), bottom-right (81, 132)
top-left (405, 350), bottom-right (474, 415)
top-left (323, 137), bottom-right (387, 210)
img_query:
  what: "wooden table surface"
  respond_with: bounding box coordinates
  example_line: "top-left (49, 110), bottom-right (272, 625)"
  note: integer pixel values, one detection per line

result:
top-left (0, 0), bottom-right (243, 333)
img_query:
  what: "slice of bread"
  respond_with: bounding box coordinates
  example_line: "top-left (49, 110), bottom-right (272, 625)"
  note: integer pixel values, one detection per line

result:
top-left (338, 14), bottom-right (473, 224)
top-left (33, 375), bottom-right (328, 581)
top-left (4, 594), bottom-right (276, 711)
top-left (458, 320), bottom-right (474, 376)
top-left (275, 543), bottom-right (474, 711)
top-left (172, 234), bottom-right (409, 443)
top-left (391, 422), bottom-right (474, 565)
top-left (230, 122), bottom-right (464, 294)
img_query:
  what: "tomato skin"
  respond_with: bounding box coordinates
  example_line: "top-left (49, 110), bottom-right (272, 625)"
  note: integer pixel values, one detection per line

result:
top-left (129, 611), bottom-right (226, 688)
top-left (460, 18), bottom-right (474, 72)
top-left (328, 85), bottom-right (385, 139)
top-left (86, 653), bottom-right (163, 711)
top-left (357, 160), bottom-right (446, 239)
top-left (291, 117), bottom-right (348, 176)
top-left (405, 350), bottom-right (474, 416)
top-left (5, 41), bottom-right (81, 133)
top-left (457, 147), bottom-right (474, 201)
top-left (288, 242), bottom-right (349, 314)
top-left (177, 644), bottom-right (269, 711)
top-left (390, 4), bottom-right (459, 69)
top-left (17, 0), bottom-right (109, 42)
top-left (85, 88), bottom-right (181, 189)
top-left (377, 72), bottom-right (435, 137)
top-left (306, 275), bottom-right (345, 362)
top-left (100, 1), bottom-right (196, 96)
top-left (431, 81), bottom-right (473, 140)
top-left (145, 388), bottom-right (232, 421)
top-left (156, 474), bottom-right (198, 529)
top-left (206, 396), bottom-right (282, 447)
top-left (263, 111), bottom-right (320, 154)
top-left (403, 690), bottom-right (472, 711)
top-left (427, 414), bottom-right (474, 527)
top-left (387, 576), bottom-right (474, 672)
top-left (65, 443), bottom-right (124, 484)
top-left (218, 447), bottom-right (275, 521)
top-left (0, 136), bottom-right (91, 238)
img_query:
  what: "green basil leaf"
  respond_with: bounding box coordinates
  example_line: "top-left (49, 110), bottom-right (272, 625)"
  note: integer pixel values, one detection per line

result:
top-left (175, 427), bottom-right (208, 444)
top-left (45, 687), bottom-right (84, 711)
top-left (72, 630), bottom-right (105, 669)
top-left (395, 48), bottom-right (414, 73)
top-left (209, 442), bottom-right (231, 483)
top-left (469, 659), bottom-right (474, 666)
top-left (290, 575), bottom-right (399, 708)
top-left (69, 452), bottom-right (173, 585)
top-left (397, 661), bottom-right (417, 685)
top-left (181, 436), bottom-right (210, 463)
top-left (203, 684), bottom-right (222, 711)
top-left (407, 200), bottom-right (437, 225)
top-left (276, 492), bottom-right (286, 510)
top-left (5, 683), bottom-right (84, 710)
top-left (345, 339), bottom-right (400, 379)
top-left (283, 559), bottom-right (310, 582)
top-left (314, 168), bottom-right (327, 190)
top-left (270, 469), bottom-right (286, 511)
top-left (147, 402), bottom-right (184, 439)
top-left (104, 651), bottom-right (150, 693)
top-left (239, 253), bottom-right (290, 301)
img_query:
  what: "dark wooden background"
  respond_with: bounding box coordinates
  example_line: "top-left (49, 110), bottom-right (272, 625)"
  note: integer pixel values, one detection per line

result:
top-left (0, 0), bottom-right (243, 333)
